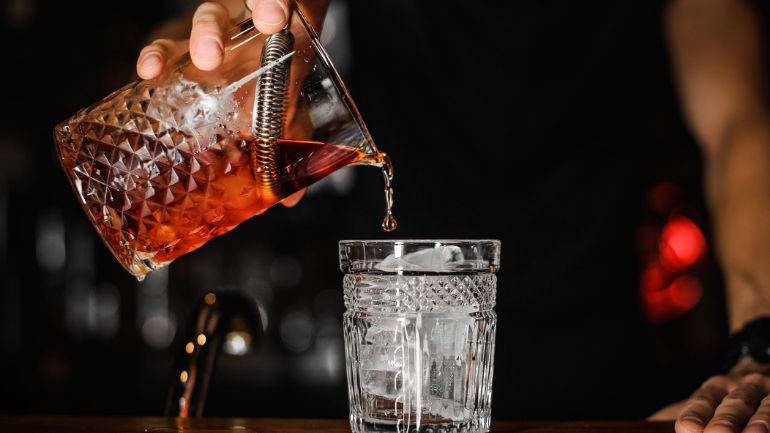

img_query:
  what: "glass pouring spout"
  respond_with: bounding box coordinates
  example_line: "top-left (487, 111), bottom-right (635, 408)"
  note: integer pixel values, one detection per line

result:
top-left (53, 2), bottom-right (394, 280)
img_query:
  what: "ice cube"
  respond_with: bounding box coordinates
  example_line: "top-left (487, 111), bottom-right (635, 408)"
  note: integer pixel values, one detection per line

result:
top-left (361, 318), bottom-right (404, 398)
top-left (374, 246), bottom-right (464, 272)
top-left (360, 344), bottom-right (401, 371)
top-left (427, 315), bottom-right (475, 358)
top-left (364, 317), bottom-right (401, 345)
top-left (361, 369), bottom-right (402, 398)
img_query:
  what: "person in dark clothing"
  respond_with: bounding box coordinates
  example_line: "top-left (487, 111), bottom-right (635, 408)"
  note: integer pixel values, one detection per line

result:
top-left (137, 1), bottom-right (770, 431)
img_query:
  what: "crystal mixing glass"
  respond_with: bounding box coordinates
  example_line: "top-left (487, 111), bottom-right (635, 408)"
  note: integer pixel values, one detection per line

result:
top-left (54, 2), bottom-right (394, 280)
top-left (340, 240), bottom-right (500, 433)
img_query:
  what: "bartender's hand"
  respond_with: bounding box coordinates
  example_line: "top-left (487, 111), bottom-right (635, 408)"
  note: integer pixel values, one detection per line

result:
top-left (135, 0), bottom-right (325, 208)
top-left (651, 357), bottom-right (770, 433)
top-left (136, 0), bottom-right (328, 79)
top-left (137, 0), bottom-right (290, 79)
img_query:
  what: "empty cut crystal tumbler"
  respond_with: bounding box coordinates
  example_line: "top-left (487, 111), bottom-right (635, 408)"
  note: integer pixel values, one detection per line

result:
top-left (340, 240), bottom-right (500, 433)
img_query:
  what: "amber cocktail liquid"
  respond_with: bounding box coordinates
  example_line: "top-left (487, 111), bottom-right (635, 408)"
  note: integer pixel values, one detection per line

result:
top-left (55, 118), bottom-right (395, 280)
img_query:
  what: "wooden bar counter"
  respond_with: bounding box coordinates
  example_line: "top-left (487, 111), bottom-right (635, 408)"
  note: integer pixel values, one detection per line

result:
top-left (0, 417), bottom-right (674, 432)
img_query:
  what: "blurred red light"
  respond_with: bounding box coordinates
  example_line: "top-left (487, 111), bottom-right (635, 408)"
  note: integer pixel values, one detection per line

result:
top-left (639, 184), bottom-right (708, 324)
top-left (660, 216), bottom-right (706, 271)
top-left (668, 275), bottom-right (702, 311)
top-left (642, 271), bottom-right (703, 323)
top-left (641, 261), bottom-right (667, 292)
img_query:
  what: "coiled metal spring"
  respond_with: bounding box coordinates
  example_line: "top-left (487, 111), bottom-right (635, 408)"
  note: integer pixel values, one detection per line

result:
top-left (253, 29), bottom-right (294, 188)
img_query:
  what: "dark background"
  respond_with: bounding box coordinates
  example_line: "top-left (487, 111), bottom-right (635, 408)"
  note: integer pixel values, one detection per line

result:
top-left (0, 0), bottom-right (756, 420)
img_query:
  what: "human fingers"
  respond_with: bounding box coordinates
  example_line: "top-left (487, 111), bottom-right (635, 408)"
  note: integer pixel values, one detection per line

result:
top-left (745, 394), bottom-right (770, 433)
top-left (136, 39), bottom-right (188, 79)
top-left (675, 375), bottom-right (736, 433)
top-left (704, 373), bottom-right (770, 433)
top-left (190, 2), bottom-right (230, 71)
top-left (247, 0), bottom-right (290, 35)
top-left (281, 188), bottom-right (306, 207)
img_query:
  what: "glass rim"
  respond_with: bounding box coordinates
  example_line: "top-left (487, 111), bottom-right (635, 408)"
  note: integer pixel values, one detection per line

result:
top-left (339, 239), bottom-right (501, 246)
top-left (339, 239), bottom-right (501, 273)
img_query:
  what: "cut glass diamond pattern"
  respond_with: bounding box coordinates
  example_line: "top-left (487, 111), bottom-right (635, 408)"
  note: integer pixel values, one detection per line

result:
top-left (343, 273), bottom-right (497, 313)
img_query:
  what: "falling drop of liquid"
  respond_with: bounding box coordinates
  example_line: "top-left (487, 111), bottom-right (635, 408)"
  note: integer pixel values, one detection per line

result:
top-left (382, 206), bottom-right (397, 232)
top-left (378, 152), bottom-right (397, 232)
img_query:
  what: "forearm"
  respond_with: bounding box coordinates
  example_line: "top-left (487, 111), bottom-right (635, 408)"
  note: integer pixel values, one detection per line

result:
top-left (711, 112), bottom-right (770, 331)
top-left (666, 0), bottom-right (770, 331)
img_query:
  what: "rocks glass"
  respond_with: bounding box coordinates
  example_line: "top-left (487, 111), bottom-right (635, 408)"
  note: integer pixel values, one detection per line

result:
top-left (339, 240), bottom-right (500, 433)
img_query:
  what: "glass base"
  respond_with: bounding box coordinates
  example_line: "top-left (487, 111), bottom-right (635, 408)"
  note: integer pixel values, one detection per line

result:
top-left (350, 416), bottom-right (490, 433)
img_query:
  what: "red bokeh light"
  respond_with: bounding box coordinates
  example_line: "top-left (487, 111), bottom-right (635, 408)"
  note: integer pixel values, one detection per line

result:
top-left (668, 275), bottom-right (702, 311)
top-left (659, 216), bottom-right (706, 271)
top-left (641, 261), bottom-right (667, 292)
top-left (642, 270), bottom-right (704, 324)
top-left (640, 183), bottom-right (708, 324)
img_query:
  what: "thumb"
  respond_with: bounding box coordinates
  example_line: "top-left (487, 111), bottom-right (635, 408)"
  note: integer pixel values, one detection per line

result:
top-left (248, 0), bottom-right (290, 35)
